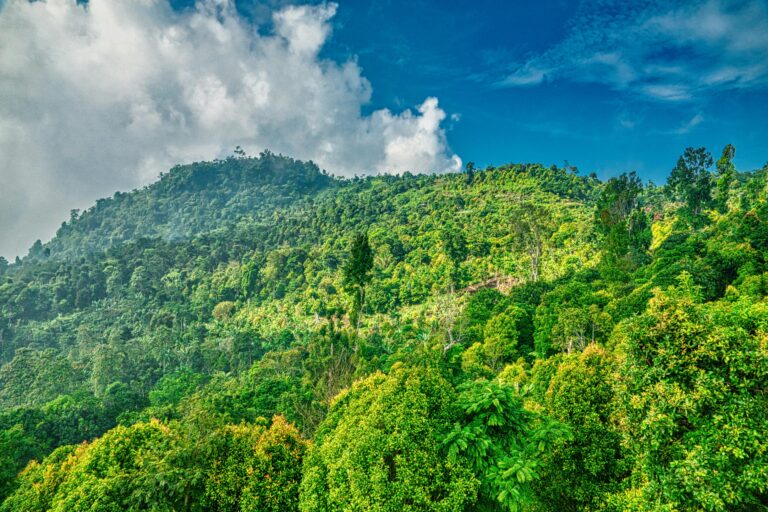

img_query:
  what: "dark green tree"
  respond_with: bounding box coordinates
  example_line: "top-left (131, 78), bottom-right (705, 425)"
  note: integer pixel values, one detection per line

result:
top-left (595, 172), bottom-right (650, 274)
top-left (465, 161), bottom-right (476, 184)
top-left (714, 144), bottom-right (736, 212)
top-left (443, 378), bottom-right (571, 510)
top-left (533, 345), bottom-right (626, 510)
top-left (342, 232), bottom-right (374, 328)
top-left (27, 240), bottom-right (44, 259)
top-left (667, 147), bottom-right (713, 215)
top-left (441, 225), bottom-right (468, 287)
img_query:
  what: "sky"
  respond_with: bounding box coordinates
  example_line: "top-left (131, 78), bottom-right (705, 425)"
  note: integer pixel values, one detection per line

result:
top-left (1, 0), bottom-right (767, 258)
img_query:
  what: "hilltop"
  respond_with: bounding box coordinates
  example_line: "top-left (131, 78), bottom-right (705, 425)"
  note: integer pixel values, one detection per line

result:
top-left (40, 152), bottom-right (337, 259)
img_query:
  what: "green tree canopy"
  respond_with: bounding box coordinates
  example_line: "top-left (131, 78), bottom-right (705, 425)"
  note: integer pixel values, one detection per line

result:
top-left (342, 231), bottom-right (375, 326)
top-left (667, 147), bottom-right (714, 215)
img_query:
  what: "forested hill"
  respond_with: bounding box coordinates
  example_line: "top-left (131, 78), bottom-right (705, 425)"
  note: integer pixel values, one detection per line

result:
top-left (1, 146), bottom-right (767, 511)
top-left (39, 151), bottom-right (338, 259)
top-left (29, 151), bottom-right (599, 262)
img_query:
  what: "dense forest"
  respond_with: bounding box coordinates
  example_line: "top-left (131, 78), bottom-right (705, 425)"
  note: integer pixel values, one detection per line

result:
top-left (0, 146), bottom-right (766, 511)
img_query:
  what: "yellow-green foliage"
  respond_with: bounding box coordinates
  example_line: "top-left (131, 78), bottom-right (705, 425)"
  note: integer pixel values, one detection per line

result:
top-left (612, 279), bottom-right (768, 511)
top-left (533, 345), bottom-right (625, 510)
top-left (3, 418), bottom-right (307, 512)
top-left (300, 367), bottom-right (479, 512)
top-left (203, 416), bottom-right (307, 511)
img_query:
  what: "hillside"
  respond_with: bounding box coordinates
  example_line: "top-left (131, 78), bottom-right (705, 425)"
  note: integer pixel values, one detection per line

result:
top-left (0, 148), bottom-right (767, 511)
top-left (39, 151), bottom-right (337, 259)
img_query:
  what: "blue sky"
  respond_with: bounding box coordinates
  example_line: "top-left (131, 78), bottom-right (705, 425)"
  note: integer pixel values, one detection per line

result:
top-left (314, 0), bottom-right (768, 181)
top-left (1, 0), bottom-right (767, 257)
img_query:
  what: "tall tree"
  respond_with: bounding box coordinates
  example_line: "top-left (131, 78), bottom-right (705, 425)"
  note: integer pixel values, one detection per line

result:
top-left (464, 161), bottom-right (476, 184)
top-left (441, 225), bottom-right (468, 287)
top-left (533, 345), bottom-right (625, 510)
top-left (595, 172), bottom-right (650, 274)
top-left (513, 203), bottom-right (553, 282)
top-left (342, 232), bottom-right (374, 329)
top-left (667, 147), bottom-right (713, 215)
top-left (715, 144), bottom-right (736, 212)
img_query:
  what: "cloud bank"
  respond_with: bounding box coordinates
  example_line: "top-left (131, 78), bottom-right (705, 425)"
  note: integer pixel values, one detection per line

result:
top-left (500, 0), bottom-right (768, 102)
top-left (0, 0), bottom-right (461, 258)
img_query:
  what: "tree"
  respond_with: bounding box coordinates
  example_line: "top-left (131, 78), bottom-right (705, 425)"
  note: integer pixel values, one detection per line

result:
top-left (465, 161), bottom-right (476, 184)
top-left (3, 417), bottom-right (308, 512)
top-left (0, 424), bottom-right (44, 501)
top-left (342, 232), bottom-right (374, 328)
top-left (440, 225), bottom-right (468, 287)
top-left (611, 275), bottom-right (768, 510)
top-left (715, 144), bottom-right (736, 212)
top-left (0, 445), bottom-right (78, 512)
top-left (548, 304), bottom-right (611, 354)
top-left (0, 348), bottom-right (84, 409)
top-left (202, 417), bottom-right (307, 512)
top-left (461, 304), bottom-right (529, 377)
top-left (595, 172), bottom-right (650, 274)
top-left (36, 420), bottom-right (188, 511)
top-left (240, 259), bottom-right (260, 298)
top-left (147, 368), bottom-right (207, 409)
top-left (299, 366), bottom-right (479, 512)
top-left (27, 240), bottom-right (44, 259)
top-left (533, 345), bottom-right (626, 510)
top-left (436, 284), bottom-right (465, 353)
top-left (443, 378), bottom-right (571, 511)
top-left (667, 147), bottom-right (713, 215)
top-left (512, 203), bottom-right (553, 283)
top-left (460, 288), bottom-right (506, 344)
top-left (533, 281), bottom-right (610, 357)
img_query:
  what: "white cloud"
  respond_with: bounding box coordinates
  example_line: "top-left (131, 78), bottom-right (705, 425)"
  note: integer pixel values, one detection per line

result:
top-left (273, 2), bottom-right (336, 55)
top-left (0, 0), bottom-right (461, 258)
top-left (646, 112), bottom-right (706, 136)
top-left (673, 112), bottom-right (705, 135)
top-left (499, 0), bottom-right (768, 102)
top-left (498, 64), bottom-right (550, 86)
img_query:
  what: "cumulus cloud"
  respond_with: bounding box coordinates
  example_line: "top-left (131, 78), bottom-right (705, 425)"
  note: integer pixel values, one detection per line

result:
top-left (0, 0), bottom-right (461, 258)
top-left (499, 0), bottom-right (768, 102)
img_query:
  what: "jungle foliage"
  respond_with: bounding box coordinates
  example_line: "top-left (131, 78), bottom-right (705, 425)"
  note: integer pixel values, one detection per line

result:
top-left (1, 147), bottom-right (767, 511)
